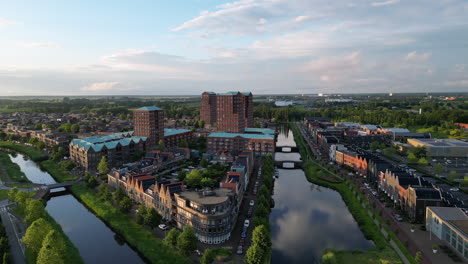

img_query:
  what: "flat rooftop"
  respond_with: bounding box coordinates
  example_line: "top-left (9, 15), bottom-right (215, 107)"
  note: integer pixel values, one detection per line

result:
top-left (409, 138), bottom-right (468, 147)
top-left (178, 188), bottom-right (232, 205)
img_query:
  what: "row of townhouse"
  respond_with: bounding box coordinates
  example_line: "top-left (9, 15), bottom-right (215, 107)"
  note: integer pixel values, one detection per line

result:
top-left (325, 140), bottom-right (443, 222)
top-left (107, 150), bottom-right (254, 244)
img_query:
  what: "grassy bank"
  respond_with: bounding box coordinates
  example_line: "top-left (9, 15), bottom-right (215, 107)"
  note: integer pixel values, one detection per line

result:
top-left (290, 123), bottom-right (409, 264)
top-left (0, 141), bottom-right (48, 162)
top-left (70, 183), bottom-right (191, 264)
top-left (0, 190), bottom-right (8, 200)
top-left (40, 160), bottom-right (77, 182)
top-left (0, 151), bottom-right (30, 182)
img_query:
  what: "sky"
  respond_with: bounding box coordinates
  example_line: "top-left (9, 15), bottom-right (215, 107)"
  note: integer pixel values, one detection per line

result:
top-left (0, 0), bottom-right (467, 96)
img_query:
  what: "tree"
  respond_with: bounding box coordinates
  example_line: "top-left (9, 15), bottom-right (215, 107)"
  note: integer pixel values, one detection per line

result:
top-left (252, 225), bottom-right (271, 250)
top-left (415, 251), bottom-right (423, 264)
top-left (418, 157), bottom-right (429, 166)
top-left (70, 124), bottom-right (80, 133)
top-left (177, 225), bottom-right (197, 256)
top-left (255, 204), bottom-right (269, 218)
top-left (2, 252), bottom-right (10, 264)
top-left (7, 188), bottom-right (18, 203)
top-left (25, 199), bottom-right (46, 224)
top-left (245, 243), bottom-right (265, 264)
top-left (448, 170), bottom-right (458, 181)
top-left (119, 197), bottom-right (132, 213)
top-left (36, 230), bottom-right (66, 264)
top-left (34, 123), bottom-right (43, 130)
top-left (185, 169), bottom-right (202, 188)
top-left (98, 156), bottom-right (109, 175)
top-left (22, 218), bottom-right (53, 255)
top-left (87, 176), bottom-right (98, 188)
top-left (113, 187), bottom-right (126, 203)
top-left (410, 146), bottom-right (427, 158)
top-left (136, 204), bottom-right (147, 224)
top-left (200, 158), bottom-right (209, 168)
top-left (434, 163), bottom-right (444, 174)
top-left (15, 191), bottom-right (29, 206)
top-left (407, 153), bottom-right (417, 163)
top-left (157, 139), bottom-right (166, 151)
top-left (144, 208), bottom-right (161, 229)
top-left (163, 228), bottom-right (180, 249)
top-left (97, 183), bottom-right (111, 201)
top-left (200, 177), bottom-right (216, 188)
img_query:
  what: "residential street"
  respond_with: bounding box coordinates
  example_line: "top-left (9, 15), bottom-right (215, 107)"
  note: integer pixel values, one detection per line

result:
top-left (0, 202), bottom-right (26, 264)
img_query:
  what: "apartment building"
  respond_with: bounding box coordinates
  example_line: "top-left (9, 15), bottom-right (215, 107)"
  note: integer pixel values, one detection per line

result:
top-left (163, 128), bottom-right (193, 147)
top-left (207, 131), bottom-right (275, 157)
top-left (200, 91), bottom-right (253, 133)
top-left (133, 106), bottom-right (164, 149)
top-left (69, 132), bottom-right (147, 171)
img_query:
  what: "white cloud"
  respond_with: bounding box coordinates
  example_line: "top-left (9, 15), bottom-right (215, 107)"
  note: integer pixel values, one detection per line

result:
top-left (371, 0), bottom-right (400, 7)
top-left (405, 51), bottom-right (432, 62)
top-left (19, 42), bottom-right (60, 48)
top-left (81, 82), bottom-right (120, 91)
top-left (0, 18), bottom-right (16, 27)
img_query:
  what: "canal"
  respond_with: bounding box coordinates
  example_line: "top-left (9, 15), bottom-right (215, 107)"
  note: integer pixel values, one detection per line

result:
top-left (271, 128), bottom-right (373, 264)
top-left (9, 153), bottom-right (145, 264)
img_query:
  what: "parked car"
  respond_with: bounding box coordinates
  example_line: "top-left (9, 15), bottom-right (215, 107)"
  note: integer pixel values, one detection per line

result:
top-left (158, 224), bottom-right (169, 230)
top-left (249, 200), bottom-right (255, 206)
top-left (194, 249), bottom-right (202, 256)
top-left (450, 188), bottom-right (460, 192)
top-left (236, 246), bottom-right (243, 255)
top-left (394, 215), bottom-right (403, 222)
top-left (244, 219), bottom-right (250, 227)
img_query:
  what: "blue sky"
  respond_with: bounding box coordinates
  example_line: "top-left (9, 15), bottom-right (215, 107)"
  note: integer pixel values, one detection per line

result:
top-left (1, 0), bottom-right (467, 95)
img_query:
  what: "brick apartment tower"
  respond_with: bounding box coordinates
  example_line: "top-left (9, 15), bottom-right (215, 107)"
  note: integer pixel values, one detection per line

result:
top-left (133, 106), bottom-right (164, 149)
top-left (240, 92), bottom-right (254, 128)
top-left (200, 91), bottom-right (254, 133)
top-left (200, 92), bottom-right (217, 126)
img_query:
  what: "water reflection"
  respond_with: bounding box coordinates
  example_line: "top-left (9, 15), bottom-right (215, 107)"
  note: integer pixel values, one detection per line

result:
top-left (270, 129), bottom-right (373, 264)
top-left (8, 153), bottom-right (145, 264)
top-left (9, 153), bottom-right (56, 184)
top-left (46, 195), bottom-right (145, 264)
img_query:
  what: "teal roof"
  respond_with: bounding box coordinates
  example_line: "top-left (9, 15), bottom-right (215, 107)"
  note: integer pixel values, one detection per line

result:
top-left (218, 91), bottom-right (240, 96)
top-left (70, 132), bottom-right (147, 152)
top-left (135, 106), bottom-right (161, 111)
top-left (244, 128), bottom-right (275, 135)
top-left (164, 128), bottom-right (191, 137)
top-left (208, 132), bottom-right (274, 140)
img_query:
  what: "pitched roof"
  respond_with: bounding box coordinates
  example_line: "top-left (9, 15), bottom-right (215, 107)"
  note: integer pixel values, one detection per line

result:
top-left (70, 132), bottom-right (146, 152)
top-left (208, 132), bottom-right (274, 140)
top-left (164, 128), bottom-right (191, 137)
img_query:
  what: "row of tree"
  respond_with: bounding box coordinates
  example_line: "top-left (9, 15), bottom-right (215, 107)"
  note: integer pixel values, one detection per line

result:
top-left (162, 226), bottom-right (197, 256)
top-left (0, 218), bottom-right (11, 264)
top-left (245, 153), bottom-right (274, 264)
top-left (8, 189), bottom-right (70, 263)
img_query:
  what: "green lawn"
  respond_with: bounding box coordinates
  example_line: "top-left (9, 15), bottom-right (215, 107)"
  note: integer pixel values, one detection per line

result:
top-left (323, 248), bottom-right (403, 264)
top-left (0, 151), bottom-right (30, 183)
top-left (0, 142), bottom-right (48, 162)
top-left (70, 184), bottom-right (191, 264)
top-left (40, 160), bottom-right (77, 182)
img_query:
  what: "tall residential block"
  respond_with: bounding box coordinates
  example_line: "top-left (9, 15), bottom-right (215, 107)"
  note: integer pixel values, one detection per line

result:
top-left (133, 106), bottom-right (164, 149)
top-left (200, 91), bottom-right (254, 133)
top-left (200, 92), bottom-right (217, 126)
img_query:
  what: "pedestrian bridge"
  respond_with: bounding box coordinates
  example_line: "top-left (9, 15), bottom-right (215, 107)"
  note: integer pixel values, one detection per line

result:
top-left (275, 146), bottom-right (299, 153)
top-left (274, 160), bottom-right (303, 169)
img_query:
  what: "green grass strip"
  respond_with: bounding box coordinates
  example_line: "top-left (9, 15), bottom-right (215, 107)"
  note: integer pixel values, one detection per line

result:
top-left (70, 184), bottom-right (191, 264)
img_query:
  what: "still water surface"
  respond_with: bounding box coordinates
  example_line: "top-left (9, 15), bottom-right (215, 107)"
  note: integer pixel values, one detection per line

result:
top-left (10, 153), bottom-right (145, 264)
top-left (270, 129), bottom-right (373, 264)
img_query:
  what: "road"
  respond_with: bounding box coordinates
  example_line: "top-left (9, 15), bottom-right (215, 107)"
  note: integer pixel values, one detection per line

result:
top-left (0, 203), bottom-right (26, 264)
